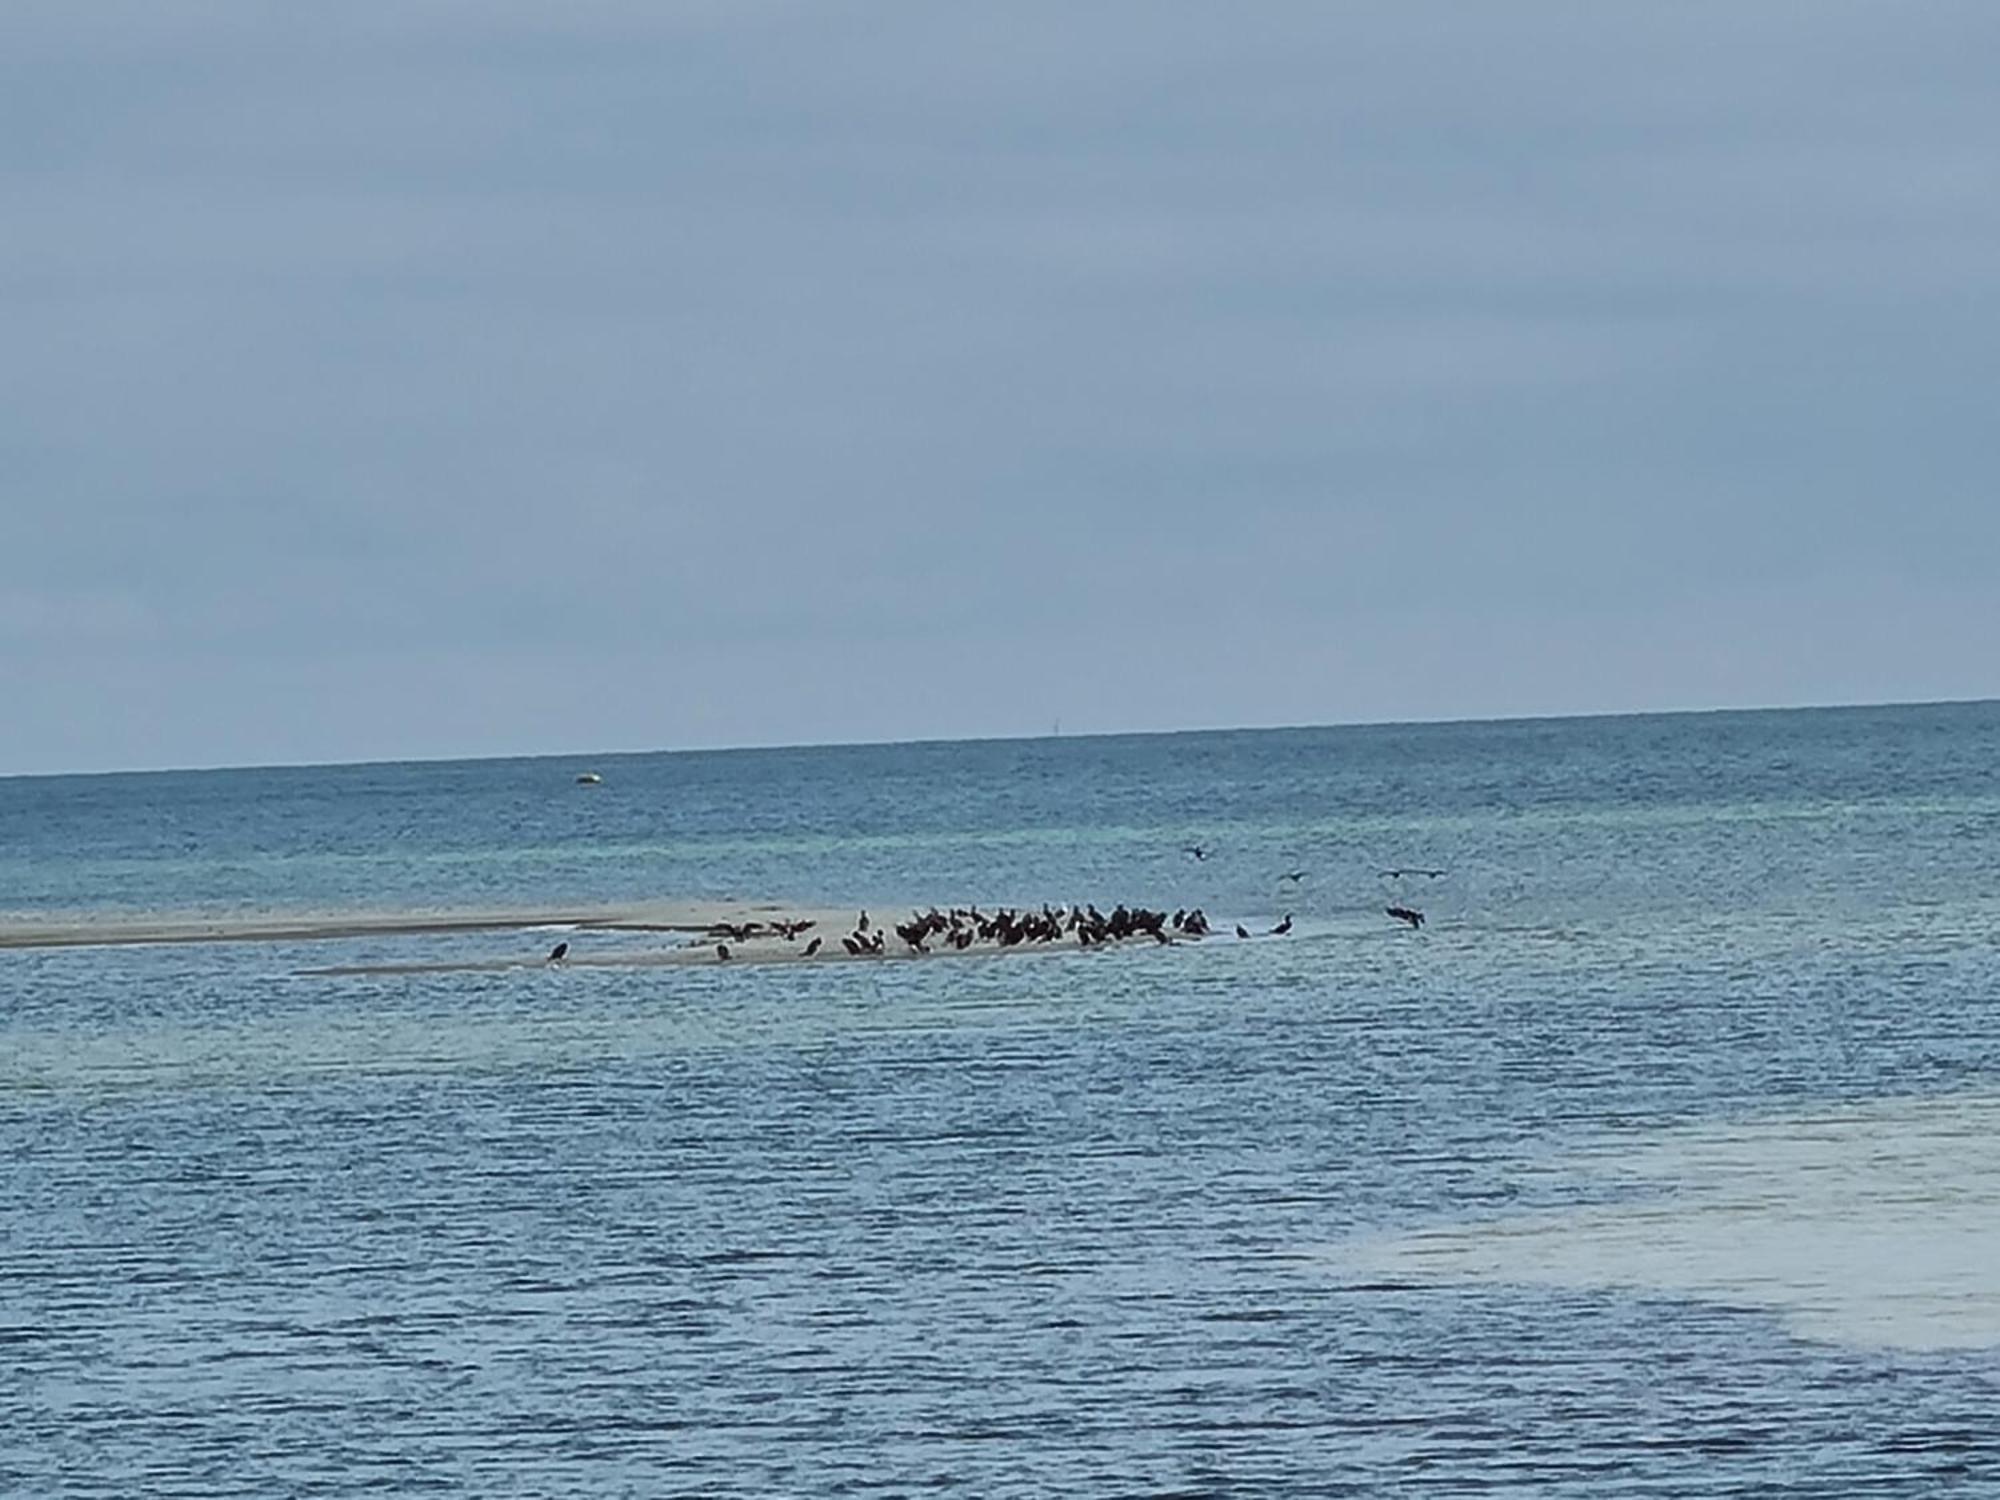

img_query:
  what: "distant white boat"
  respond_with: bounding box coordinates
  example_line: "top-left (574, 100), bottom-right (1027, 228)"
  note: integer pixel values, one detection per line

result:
top-left (575, 771), bottom-right (602, 785)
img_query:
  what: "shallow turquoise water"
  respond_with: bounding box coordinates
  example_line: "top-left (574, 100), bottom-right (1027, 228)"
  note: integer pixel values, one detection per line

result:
top-left (5, 704), bottom-right (2000, 1494)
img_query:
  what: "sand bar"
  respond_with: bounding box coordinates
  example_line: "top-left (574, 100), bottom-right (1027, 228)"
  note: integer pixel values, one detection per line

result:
top-left (0, 899), bottom-right (851, 952)
top-left (5, 899), bottom-right (1218, 976)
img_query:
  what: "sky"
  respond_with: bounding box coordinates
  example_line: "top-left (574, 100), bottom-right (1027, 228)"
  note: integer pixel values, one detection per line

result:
top-left (4, 2), bottom-right (1997, 774)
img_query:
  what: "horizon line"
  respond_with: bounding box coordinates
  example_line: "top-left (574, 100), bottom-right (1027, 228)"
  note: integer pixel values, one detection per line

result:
top-left (6, 691), bottom-right (1995, 783)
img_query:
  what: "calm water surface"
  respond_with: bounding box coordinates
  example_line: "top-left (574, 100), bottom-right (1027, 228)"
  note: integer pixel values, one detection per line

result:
top-left (5, 704), bottom-right (2000, 1494)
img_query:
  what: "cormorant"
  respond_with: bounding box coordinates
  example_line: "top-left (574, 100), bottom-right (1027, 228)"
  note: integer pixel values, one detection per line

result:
top-left (546, 941), bottom-right (569, 964)
top-left (803, 937), bottom-right (822, 957)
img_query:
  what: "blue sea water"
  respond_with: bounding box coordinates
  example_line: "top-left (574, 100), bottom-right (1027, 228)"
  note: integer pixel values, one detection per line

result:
top-left (5, 702), bottom-right (2000, 1495)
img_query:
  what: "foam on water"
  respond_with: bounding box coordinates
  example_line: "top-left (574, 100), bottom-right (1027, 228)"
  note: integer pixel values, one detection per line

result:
top-left (1340, 1088), bottom-right (2000, 1351)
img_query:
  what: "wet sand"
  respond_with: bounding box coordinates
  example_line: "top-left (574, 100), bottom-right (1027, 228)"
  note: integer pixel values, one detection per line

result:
top-left (302, 928), bottom-right (1195, 977)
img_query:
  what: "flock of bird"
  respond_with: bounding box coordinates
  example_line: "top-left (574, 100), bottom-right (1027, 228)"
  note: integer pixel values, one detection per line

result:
top-left (1188, 846), bottom-right (1444, 929)
top-left (833, 902), bottom-right (1217, 959)
top-left (541, 852), bottom-right (1446, 966)
top-left (708, 917), bottom-right (816, 943)
top-left (705, 916), bottom-right (816, 962)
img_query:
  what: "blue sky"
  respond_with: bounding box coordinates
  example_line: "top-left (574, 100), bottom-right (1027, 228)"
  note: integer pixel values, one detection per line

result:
top-left (5, 2), bottom-right (1996, 773)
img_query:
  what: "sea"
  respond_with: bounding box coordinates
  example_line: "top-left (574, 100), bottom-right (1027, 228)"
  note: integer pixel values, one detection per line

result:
top-left (5, 701), bottom-right (2000, 1496)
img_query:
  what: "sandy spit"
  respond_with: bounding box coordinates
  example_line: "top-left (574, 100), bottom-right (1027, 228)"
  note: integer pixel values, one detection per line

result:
top-left (0, 900), bottom-right (850, 951)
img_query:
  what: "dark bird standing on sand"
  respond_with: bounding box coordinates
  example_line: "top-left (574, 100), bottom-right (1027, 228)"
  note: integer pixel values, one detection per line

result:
top-left (857, 910), bottom-right (870, 932)
top-left (1270, 914), bottom-right (1293, 936)
top-left (1236, 924), bottom-right (1251, 939)
top-left (546, 941), bottom-right (569, 964)
top-left (1386, 905), bottom-right (1425, 929)
top-left (803, 937), bottom-right (822, 957)
top-left (716, 943), bottom-right (732, 961)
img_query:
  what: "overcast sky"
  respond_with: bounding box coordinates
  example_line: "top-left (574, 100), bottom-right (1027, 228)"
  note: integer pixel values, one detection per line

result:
top-left (4, 2), bottom-right (1996, 774)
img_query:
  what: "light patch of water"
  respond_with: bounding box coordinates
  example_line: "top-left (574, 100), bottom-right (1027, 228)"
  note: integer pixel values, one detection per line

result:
top-left (1337, 1088), bottom-right (2000, 1352)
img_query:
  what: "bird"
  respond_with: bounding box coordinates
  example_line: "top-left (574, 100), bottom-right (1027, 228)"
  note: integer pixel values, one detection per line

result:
top-left (857, 910), bottom-right (870, 932)
top-left (1386, 905), bottom-right (1425, 930)
top-left (1184, 845), bottom-right (1209, 861)
top-left (803, 937), bottom-right (822, 957)
top-left (1270, 914), bottom-right (1293, 936)
top-left (1278, 870), bottom-right (1306, 883)
top-left (546, 941), bottom-right (569, 964)
top-left (842, 936), bottom-right (862, 956)
top-left (716, 943), bottom-right (732, 961)
top-left (1235, 924), bottom-right (1251, 939)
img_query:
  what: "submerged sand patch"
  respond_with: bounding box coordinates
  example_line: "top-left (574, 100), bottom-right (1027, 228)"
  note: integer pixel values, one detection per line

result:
top-left (1337, 1090), bottom-right (2000, 1352)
